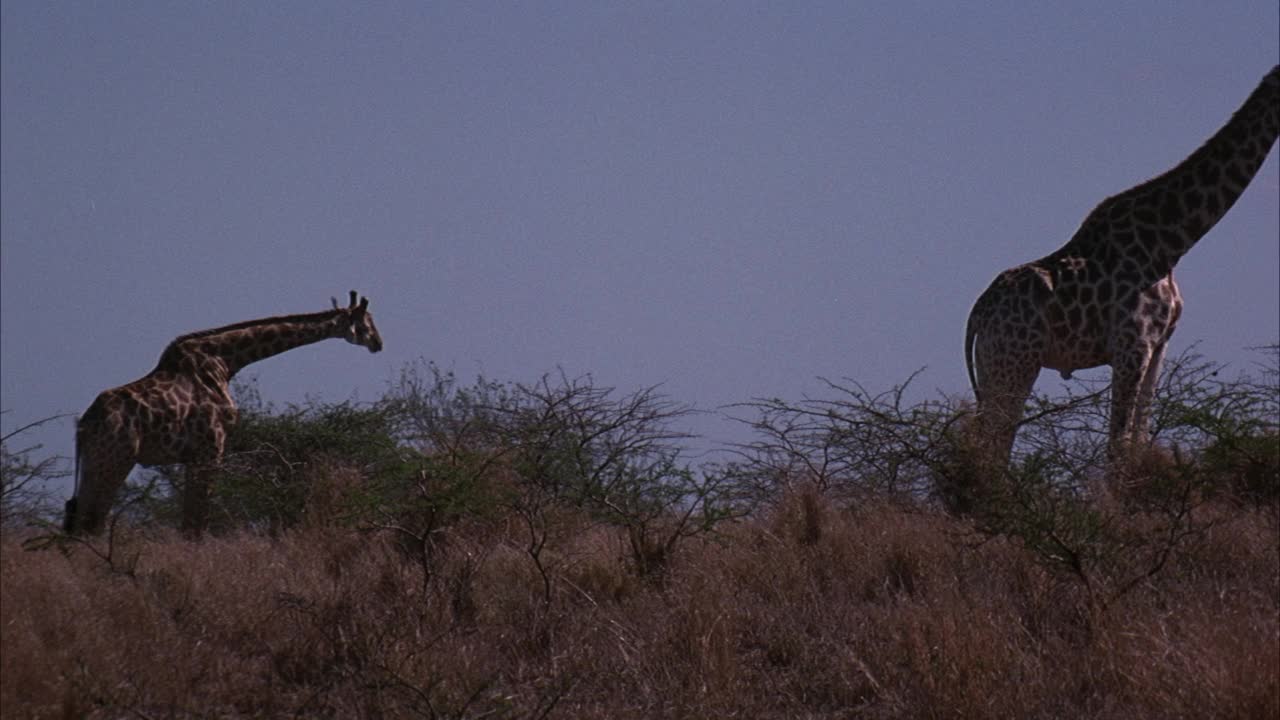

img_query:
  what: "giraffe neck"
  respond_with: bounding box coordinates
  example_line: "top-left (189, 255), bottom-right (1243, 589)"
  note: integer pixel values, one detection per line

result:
top-left (1113, 66), bottom-right (1279, 269)
top-left (158, 310), bottom-right (347, 379)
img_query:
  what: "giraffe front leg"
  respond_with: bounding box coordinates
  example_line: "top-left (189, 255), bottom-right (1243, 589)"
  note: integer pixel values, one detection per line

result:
top-left (1107, 350), bottom-right (1149, 469)
top-left (1131, 340), bottom-right (1168, 447)
top-left (181, 424), bottom-right (226, 539)
top-left (181, 465), bottom-right (212, 539)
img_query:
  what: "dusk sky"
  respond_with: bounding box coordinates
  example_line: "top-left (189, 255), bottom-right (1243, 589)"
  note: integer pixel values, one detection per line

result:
top-left (3, 2), bottom-right (1277, 496)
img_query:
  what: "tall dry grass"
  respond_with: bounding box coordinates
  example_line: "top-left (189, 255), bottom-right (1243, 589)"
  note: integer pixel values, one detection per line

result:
top-left (2, 492), bottom-right (1277, 719)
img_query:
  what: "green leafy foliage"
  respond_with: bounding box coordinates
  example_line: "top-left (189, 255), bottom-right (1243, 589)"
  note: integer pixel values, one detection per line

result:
top-left (141, 381), bottom-right (409, 533)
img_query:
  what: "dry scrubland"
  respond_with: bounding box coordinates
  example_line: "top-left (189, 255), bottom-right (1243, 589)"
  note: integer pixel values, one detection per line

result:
top-left (2, 496), bottom-right (1277, 718)
top-left (2, 355), bottom-right (1278, 718)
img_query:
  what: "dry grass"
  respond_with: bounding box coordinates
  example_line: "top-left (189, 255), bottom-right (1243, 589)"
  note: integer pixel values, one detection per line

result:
top-left (2, 493), bottom-right (1277, 719)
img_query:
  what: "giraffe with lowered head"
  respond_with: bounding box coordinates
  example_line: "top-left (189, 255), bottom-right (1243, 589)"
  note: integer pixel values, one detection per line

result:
top-left (965, 66), bottom-right (1279, 471)
top-left (65, 291), bottom-right (384, 536)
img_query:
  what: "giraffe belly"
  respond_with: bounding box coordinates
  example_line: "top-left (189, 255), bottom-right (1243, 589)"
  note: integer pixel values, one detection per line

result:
top-left (136, 440), bottom-right (188, 466)
top-left (1043, 330), bottom-right (1110, 378)
top-left (135, 418), bottom-right (209, 465)
top-left (1039, 277), bottom-right (1112, 377)
top-left (1044, 355), bottom-right (1108, 380)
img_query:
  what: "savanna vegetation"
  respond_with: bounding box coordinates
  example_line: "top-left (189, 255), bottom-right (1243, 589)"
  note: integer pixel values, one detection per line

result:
top-left (2, 347), bottom-right (1277, 719)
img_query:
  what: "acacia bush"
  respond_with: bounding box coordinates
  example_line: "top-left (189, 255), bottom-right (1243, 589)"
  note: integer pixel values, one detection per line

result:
top-left (0, 413), bottom-right (69, 529)
top-left (728, 345), bottom-right (1279, 616)
top-left (115, 363), bottom-right (744, 596)
top-left (137, 381), bottom-right (409, 534)
top-left (378, 362), bottom-right (745, 584)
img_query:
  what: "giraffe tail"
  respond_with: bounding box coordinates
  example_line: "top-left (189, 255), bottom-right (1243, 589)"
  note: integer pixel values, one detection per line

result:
top-left (64, 418), bottom-right (84, 534)
top-left (964, 296), bottom-right (985, 407)
top-left (63, 399), bottom-right (102, 534)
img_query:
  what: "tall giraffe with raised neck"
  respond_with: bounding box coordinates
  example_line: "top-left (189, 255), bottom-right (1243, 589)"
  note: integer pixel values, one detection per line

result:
top-left (65, 291), bottom-right (384, 536)
top-left (965, 66), bottom-right (1279, 470)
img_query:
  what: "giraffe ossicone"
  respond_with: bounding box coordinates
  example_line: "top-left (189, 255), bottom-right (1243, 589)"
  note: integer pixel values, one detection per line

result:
top-left (965, 66), bottom-right (1279, 472)
top-left (64, 291), bottom-right (384, 537)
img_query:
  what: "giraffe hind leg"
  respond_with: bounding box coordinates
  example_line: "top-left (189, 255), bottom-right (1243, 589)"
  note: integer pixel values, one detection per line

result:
top-left (62, 497), bottom-right (78, 534)
top-left (980, 368), bottom-right (1039, 470)
top-left (70, 456), bottom-right (136, 535)
top-left (966, 346), bottom-right (1040, 516)
top-left (973, 335), bottom-right (1042, 469)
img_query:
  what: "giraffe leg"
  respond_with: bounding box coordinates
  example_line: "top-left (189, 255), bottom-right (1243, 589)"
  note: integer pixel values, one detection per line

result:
top-left (181, 465), bottom-right (213, 539)
top-left (71, 455), bottom-right (136, 535)
top-left (1131, 340), bottom-right (1168, 446)
top-left (969, 330), bottom-right (1041, 512)
top-left (972, 330), bottom-right (1042, 469)
top-left (981, 365), bottom-right (1039, 471)
top-left (956, 364), bottom-right (1037, 515)
top-left (181, 423), bottom-right (226, 539)
top-left (1108, 347), bottom-right (1153, 467)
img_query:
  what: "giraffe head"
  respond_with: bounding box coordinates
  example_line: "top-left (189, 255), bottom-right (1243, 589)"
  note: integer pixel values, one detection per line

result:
top-left (332, 290), bottom-right (384, 353)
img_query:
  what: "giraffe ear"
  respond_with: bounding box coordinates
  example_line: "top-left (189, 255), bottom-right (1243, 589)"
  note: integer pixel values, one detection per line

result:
top-left (349, 290), bottom-right (358, 308)
top-left (331, 296), bottom-right (339, 310)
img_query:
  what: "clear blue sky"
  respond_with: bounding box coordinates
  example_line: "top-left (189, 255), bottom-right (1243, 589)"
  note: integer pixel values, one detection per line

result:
top-left (3, 2), bottom-right (1277, 490)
